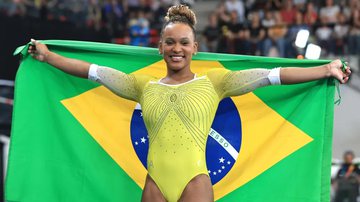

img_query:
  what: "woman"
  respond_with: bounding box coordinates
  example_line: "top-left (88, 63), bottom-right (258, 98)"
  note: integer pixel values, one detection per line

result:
top-left (29, 5), bottom-right (351, 202)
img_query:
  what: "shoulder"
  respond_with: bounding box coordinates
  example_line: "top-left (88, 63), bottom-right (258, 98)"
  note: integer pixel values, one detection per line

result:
top-left (131, 73), bottom-right (156, 80)
top-left (203, 68), bottom-right (231, 82)
top-left (130, 73), bottom-right (157, 86)
top-left (204, 68), bottom-right (230, 76)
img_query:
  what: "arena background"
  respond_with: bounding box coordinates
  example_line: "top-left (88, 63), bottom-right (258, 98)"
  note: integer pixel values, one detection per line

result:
top-left (0, 0), bottom-right (359, 201)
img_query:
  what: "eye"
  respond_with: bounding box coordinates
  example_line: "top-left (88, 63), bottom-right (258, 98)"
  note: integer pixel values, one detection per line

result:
top-left (165, 39), bottom-right (174, 45)
top-left (180, 37), bottom-right (191, 45)
top-left (181, 41), bottom-right (189, 45)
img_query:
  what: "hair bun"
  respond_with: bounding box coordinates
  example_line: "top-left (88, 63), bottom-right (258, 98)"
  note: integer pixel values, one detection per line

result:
top-left (165, 5), bottom-right (197, 27)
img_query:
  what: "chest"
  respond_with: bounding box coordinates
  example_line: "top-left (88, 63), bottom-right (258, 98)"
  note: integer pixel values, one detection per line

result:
top-left (139, 78), bottom-right (220, 124)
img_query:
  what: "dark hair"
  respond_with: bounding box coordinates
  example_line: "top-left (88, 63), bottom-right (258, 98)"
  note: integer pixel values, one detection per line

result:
top-left (161, 5), bottom-right (197, 39)
top-left (344, 150), bottom-right (355, 158)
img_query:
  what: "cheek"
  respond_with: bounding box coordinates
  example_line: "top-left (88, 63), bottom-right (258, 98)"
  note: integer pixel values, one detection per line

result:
top-left (163, 46), bottom-right (173, 53)
top-left (185, 46), bottom-right (195, 54)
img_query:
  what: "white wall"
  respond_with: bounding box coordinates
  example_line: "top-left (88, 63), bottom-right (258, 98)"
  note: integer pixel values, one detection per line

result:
top-left (333, 72), bottom-right (360, 160)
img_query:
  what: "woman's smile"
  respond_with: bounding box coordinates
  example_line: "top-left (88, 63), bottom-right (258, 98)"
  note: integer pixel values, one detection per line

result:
top-left (169, 54), bottom-right (185, 62)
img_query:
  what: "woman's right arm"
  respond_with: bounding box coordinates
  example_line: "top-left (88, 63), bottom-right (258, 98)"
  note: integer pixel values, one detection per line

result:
top-left (28, 39), bottom-right (147, 102)
top-left (28, 39), bottom-right (90, 78)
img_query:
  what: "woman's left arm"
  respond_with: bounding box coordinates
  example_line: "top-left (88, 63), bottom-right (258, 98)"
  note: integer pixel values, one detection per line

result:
top-left (280, 59), bottom-right (351, 84)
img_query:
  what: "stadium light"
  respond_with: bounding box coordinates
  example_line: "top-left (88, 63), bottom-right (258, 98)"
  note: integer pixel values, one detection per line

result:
top-left (305, 43), bottom-right (321, 59)
top-left (295, 29), bottom-right (310, 48)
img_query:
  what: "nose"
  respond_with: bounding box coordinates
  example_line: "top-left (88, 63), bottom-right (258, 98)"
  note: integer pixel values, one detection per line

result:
top-left (172, 42), bottom-right (181, 53)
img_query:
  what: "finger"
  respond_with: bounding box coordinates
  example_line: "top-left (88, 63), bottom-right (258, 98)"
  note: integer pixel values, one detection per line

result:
top-left (30, 38), bottom-right (37, 45)
top-left (343, 61), bottom-right (349, 68)
top-left (28, 47), bottom-right (36, 53)
top-left (29, 45), bottom-right (35, 51)
top-left (341, 77), bottom-right (347, 84)
top-left (345, 69), bottom-right (351, 75)
top-left (341, 76), bottom-right (349, 81)
top-left (336, 59), bottom-right (342, 65)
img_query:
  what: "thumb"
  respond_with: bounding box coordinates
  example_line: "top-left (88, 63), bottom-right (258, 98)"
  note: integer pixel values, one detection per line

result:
top-left (30, 38), bottom-right (39, 46)
top-left (332, 69), bottom-right (344, 83)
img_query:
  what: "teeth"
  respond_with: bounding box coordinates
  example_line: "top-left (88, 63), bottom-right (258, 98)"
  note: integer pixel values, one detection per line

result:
top-left (171, 56), bottom-right (183, 61)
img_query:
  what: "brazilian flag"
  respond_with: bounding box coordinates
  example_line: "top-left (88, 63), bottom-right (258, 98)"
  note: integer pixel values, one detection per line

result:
top-left (6, 40), bottom-right (335, 202)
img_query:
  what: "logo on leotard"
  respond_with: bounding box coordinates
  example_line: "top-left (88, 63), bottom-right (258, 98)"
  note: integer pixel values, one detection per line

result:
top-left (130, 97), bottom-right (242, 185)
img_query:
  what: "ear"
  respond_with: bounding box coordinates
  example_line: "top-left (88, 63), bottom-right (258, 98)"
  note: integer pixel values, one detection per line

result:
top-left (158, 41), bottom-right (163, 54)
top-left (193, 41), bottom-right (198, 54)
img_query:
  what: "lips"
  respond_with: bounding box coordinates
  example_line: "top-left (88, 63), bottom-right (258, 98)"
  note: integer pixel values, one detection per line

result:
top-left (170, 55), bottom-right (185, 62)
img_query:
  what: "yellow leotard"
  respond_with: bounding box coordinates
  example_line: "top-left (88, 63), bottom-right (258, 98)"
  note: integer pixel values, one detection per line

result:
top-left (88, 64), bottom-right (280, 202)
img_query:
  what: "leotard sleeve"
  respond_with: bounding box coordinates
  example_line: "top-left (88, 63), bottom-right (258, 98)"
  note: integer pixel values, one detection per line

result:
top-left (207, 68), bottom-right (281, 99)
top-left (88, 64), bottom-right (151, 102)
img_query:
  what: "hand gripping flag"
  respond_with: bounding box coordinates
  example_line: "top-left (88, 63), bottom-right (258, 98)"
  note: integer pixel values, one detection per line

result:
top-left (6, 40), bottom-right (336, 202)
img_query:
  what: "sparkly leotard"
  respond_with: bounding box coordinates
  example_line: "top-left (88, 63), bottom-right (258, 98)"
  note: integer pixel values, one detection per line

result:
top-left (88, 64), bottom-right (280, 202)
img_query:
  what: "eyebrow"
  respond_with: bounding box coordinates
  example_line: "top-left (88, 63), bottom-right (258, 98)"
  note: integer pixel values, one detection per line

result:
top-left (164, 37), bottom-right (190, 41)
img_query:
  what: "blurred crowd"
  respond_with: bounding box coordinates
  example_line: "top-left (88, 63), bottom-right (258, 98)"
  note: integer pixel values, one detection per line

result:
top-left (201, 0), bottom-right (360, 58)
top-left (0, 0), bottom-right (360, 58)
top-left (0, 0), bottom-right (194, 47)
top-left (332, 151), bottom-right (360, 202)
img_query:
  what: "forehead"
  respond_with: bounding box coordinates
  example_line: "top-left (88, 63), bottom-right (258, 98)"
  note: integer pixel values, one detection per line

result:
top-left (162, 23), bottom-right (194, 40)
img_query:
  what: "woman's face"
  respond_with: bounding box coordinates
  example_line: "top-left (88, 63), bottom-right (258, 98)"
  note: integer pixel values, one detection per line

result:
top-left (159, 23), bottom-right (198, 72)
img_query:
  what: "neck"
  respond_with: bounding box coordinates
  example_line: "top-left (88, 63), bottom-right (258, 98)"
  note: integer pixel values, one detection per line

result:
top-left (163, 67), bottom-right (195, 84)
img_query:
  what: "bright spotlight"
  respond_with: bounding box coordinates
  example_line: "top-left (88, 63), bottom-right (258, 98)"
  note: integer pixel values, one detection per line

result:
top-left (295, 29), bottom-right (310, 48)
top-left (305, 43), bottom-right (321, 59)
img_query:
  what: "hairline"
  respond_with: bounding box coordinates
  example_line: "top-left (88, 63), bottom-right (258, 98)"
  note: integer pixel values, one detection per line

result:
top-left (160, 21), bottom-right (197, 41)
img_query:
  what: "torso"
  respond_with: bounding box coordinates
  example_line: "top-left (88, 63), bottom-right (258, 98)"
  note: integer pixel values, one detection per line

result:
top-left (139, 75), bottom-right (220, 201)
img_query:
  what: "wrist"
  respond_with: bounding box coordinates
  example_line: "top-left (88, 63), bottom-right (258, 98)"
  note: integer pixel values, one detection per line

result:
top-left (43, 51), bottom-right (51, 63)
top-left (324, 64), bottom-right (332, 78)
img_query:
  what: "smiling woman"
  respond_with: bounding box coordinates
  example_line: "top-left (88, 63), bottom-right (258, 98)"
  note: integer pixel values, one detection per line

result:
top-left (27, 4), bottom-right (351, 202)
top-left (158, 6), bottom-right (198, 85)
top-left (159, 23), bottom-right (197, 78)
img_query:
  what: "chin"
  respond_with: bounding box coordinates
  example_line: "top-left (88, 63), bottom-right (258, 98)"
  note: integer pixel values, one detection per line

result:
top-left (165, 61), bottom-right (188, 71)
top-left (168, 65), bottom-right (186, 72)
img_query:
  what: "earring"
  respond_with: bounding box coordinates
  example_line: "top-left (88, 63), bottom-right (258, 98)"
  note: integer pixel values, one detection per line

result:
top-left (193, 52), bottom-right (197, 56)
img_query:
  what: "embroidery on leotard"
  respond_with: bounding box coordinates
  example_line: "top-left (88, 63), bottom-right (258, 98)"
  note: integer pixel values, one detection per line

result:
top-left (141, 78), bottom-right (218, 151)
top-left (130, 97), bottom-right (242, 185)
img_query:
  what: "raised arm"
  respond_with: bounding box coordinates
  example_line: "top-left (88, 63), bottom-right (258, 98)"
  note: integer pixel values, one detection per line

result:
top-left (207, 68), bottom-right (281, 98)
top-left (208, 59), bottom-right (351, 99)
top-left (280, 59), bottom-right (351, 84)
top-left (28, 39), bottom-right (151, 102)
top-left (28, 39), bottom-right (90, 78)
